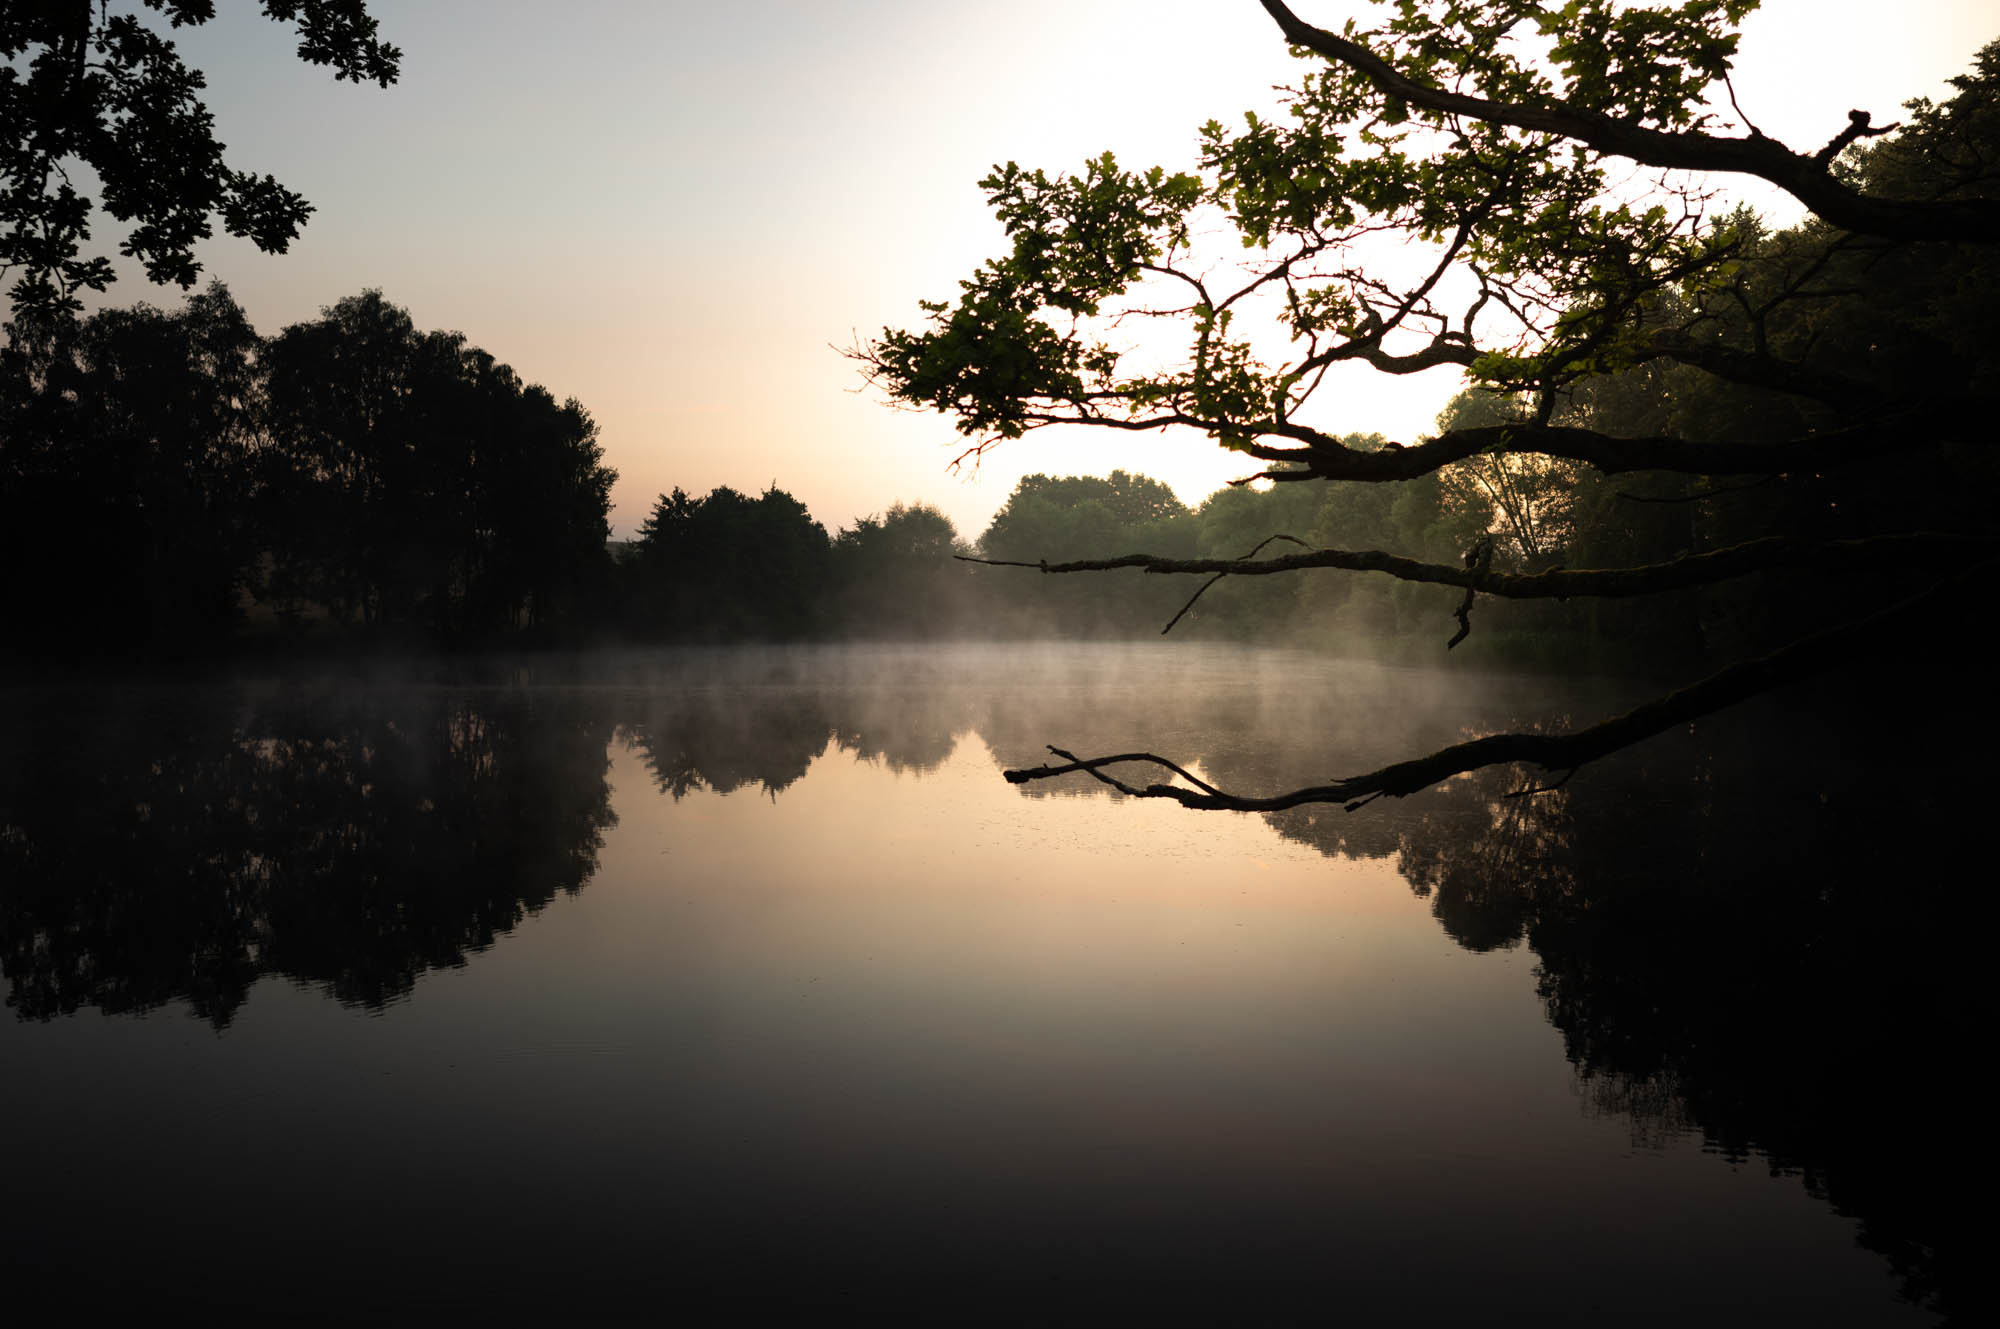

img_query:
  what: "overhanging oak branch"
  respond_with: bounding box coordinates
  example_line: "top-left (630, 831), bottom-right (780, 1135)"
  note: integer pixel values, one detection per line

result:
top-left (960, 532), bottom-right (1993, 603)
top-left (995, 404), bottom-right (1988, 483)
top-left (1256, 1), bottom-right (2000, 243)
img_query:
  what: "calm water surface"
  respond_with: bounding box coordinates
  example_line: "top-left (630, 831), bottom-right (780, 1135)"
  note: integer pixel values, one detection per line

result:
top-left (0, 645), bottom-right (1972, 1323)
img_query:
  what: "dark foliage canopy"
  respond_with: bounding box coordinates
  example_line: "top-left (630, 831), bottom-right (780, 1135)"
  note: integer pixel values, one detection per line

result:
top-left (1, 1), bottom-right (398, 314)
top-left (626, 484), bottom-right (833, 642)
top-left (0, 283), bottom-right (616, 656)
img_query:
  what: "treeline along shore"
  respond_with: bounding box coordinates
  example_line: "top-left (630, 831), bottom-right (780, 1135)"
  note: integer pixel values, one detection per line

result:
top-left (7, 246), bottom-right (1983, 681)
top-left (0, 284), bottom-right (1470, 664)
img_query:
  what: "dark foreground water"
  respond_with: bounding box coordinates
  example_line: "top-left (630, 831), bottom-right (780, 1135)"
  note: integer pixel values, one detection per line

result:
top-left (0, 645), bottom-right (1976, 1323)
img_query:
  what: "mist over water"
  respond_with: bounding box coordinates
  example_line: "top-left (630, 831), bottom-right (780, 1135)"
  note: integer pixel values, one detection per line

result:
top-left (0, 644), bottom-right (1970, 1322)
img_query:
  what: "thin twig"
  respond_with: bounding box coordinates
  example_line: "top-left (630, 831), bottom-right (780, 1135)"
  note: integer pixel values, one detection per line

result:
top-left (1159, 533), bottom-right (1314, 635)
top-left (1025, 746), bottom-right (1231, 801)
top-left (1723, 73), bottom-right (1766, 140)
top-left (1504, 767), bottom-right (1578, 798)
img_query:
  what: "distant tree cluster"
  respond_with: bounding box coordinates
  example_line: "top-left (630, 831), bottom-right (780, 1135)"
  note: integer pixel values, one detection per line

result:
top-left (612, 464), bottom-right (1509, 650)
top-left (0, 284), bottom-right (616, 657)
top-left (618, 487), bottom-right (980, 642)
top-left (975, 471), bottom-right (1198, 635)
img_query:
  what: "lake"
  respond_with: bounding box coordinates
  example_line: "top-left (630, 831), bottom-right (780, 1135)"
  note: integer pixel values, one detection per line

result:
top-left (0, 644), bottom-right (1972, 1323)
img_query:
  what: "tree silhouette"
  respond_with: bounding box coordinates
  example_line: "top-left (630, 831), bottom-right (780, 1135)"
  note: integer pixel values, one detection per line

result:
top-left (861, 1), bottom-right (2000, 806)
top-left (0, 281), bottom-right (262, 650)
top-left (975, 471), bottom-right (1200, 635)
top-left (1, 284), bottom-right (616, 655)
top-left (260, 290), bottom-right (616, 640)
top-left (1, 1), bottom-right (399, 314)
top-left (624, 484), bottom-right (831, 641)
top-left (829, 501), bottom-right (971, 638)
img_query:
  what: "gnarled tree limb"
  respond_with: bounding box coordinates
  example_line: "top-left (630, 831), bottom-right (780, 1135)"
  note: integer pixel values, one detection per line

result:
top-left (957, 531), bottom-right (1995, 605)
top-left (1634, 332), bottom-right (1887, 409)
top-left (997, 405), bottom-right (1988, 484)
top-left (1255, 1), bottom-right (2000, 243)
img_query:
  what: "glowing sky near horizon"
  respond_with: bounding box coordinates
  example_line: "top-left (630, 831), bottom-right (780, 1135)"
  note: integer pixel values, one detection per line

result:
top-left (55, 0), bottom-right (2000, 540)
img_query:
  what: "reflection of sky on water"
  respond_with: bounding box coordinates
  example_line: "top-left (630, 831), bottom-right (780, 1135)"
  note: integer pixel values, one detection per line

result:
top-left (0, 651), bottom-right (1956, 1321)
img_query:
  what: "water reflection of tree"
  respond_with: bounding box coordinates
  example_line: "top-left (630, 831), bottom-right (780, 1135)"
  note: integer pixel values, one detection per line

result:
top-left (1512, 740), bottom-right (1976, 1327)
top-left (0, 687), bottom-right (616, 1026)
top-left (1206, 690), bottom-right (1975, 1325)
top-left (623, 692), bottom-right (834, 799)
top-left (621, 683), bottom-right (978, 796)
top-left (833, 688), bottom-right (975, 775)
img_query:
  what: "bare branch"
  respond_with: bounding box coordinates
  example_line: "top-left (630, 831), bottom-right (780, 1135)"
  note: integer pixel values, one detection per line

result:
top-left (957, 532), bottom-right (1994, 603)
top-left (1004, 560), bottom-right (1992, 809)
top-left (1037, 746), bottom-right (1232, 800)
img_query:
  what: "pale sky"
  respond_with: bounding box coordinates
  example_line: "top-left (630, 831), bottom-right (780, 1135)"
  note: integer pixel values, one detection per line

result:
top-left (65, 1), bottom-right (2000, 540)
